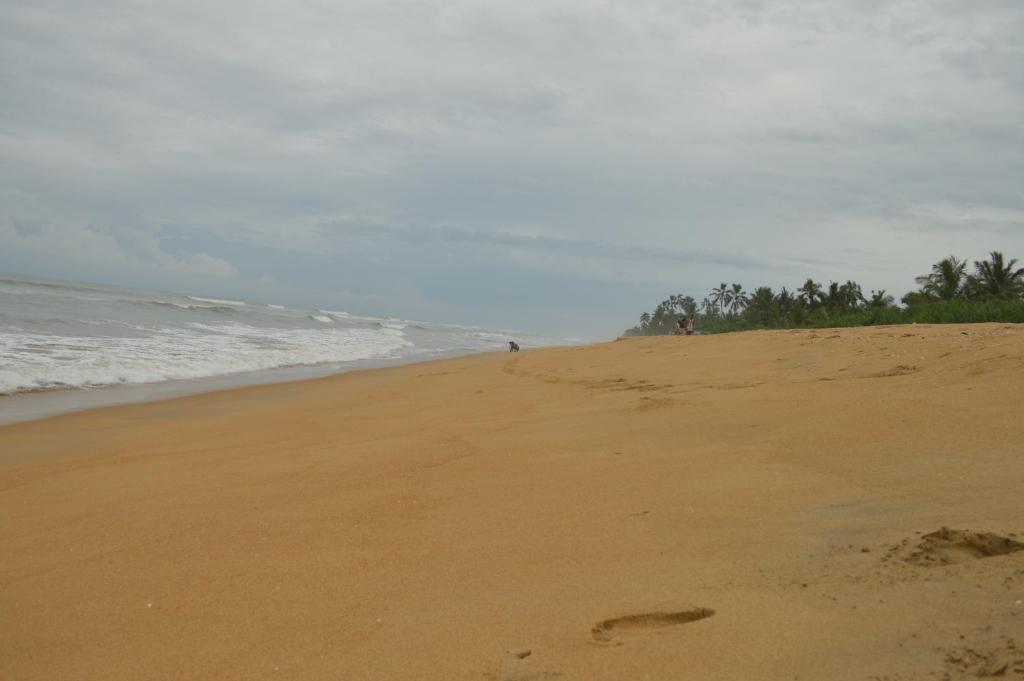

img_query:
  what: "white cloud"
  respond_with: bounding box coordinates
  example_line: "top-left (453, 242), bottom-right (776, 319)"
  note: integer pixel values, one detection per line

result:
top-left (1, 0), bottom-right (1023, 335)
top-left (0, 216), bottom-right (237, 280)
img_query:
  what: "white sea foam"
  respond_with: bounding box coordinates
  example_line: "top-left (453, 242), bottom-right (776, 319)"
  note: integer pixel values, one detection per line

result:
top-left (473, 331), bottom-right (514, 343)
top-left (0, 323), bottom-right (411, 395)
top-left (153, 300), bottom-right (237, 312)
top-left (188, 296), bottom-right (245, 306)
top-left (0, 276), bottom-right (573, 401)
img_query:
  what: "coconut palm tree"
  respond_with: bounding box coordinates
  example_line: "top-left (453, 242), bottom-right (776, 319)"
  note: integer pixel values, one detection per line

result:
top-left (651, 300), bottom-right (671, 326)
top-left (967, 251), bottom-right (1024, 299)
top-left (745, 286), bottom-right (776, 326)
top-left (776, 287), bottom-right (795, 319)
top-left (839, 280), bottom-right (865, 311)
top-left (915, 256), bottom-right (967, 300)
top-left (867, 290), bottom-right (895, 308)
top-left (824, 281), bottom-right (844, 310)
top-left (798, 278), bottom-right (823, 308)
top-left (727, 283), bottom-right (748, 316)
top-left (700, 297), bottom-right (716, 318)
top-left (710, 283), bottom-right (730, 316)
top-left (820, 280), bottom-right (864, 312)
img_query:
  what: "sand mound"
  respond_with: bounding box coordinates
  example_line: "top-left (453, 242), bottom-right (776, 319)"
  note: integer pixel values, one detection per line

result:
top-left (942, 640), bottom-right (1024, 678)
top-left (906, 528), bottom-right (1024, 566)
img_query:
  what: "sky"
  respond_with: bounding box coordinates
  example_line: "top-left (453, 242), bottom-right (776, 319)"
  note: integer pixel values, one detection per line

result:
top-left (2, 0), bottom-right (1023, 338)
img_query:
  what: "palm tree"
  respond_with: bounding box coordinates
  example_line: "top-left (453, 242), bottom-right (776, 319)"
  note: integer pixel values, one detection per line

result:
top-left (746, 286), bottom-right (776, 327)
top-left (902, 290), bottom-right (934, 306)
top-left (727, 283), bottom-right (748, 316)
top-left (967, 251), bottom-right (1024, 299)
top-left (915, 256), bottom-right (967, 300)
top-left (651, 300), bottom-right (670, 326)
top-left (710, 283), bottom-right (730, 316)
top-left (821, 280), bottom-right (863, 313)
top-left (776, 287), bottom-right (795, 319)
top-left (822, 281), bottom-right (841, 310)
top-left (867, 290), bottom-right (895, 308)
top-left (798, 278), bottom-right (823, 308)
top-left (838, 280), bottom-right (865, 311)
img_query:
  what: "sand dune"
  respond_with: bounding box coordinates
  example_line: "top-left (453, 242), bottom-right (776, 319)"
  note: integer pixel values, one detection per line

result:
top-left (2, 324), bottom-right (1023, 680)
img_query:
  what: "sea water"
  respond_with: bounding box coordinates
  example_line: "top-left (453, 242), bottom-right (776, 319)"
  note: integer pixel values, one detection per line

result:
top-left (0, 275), bottom-right (568, 420)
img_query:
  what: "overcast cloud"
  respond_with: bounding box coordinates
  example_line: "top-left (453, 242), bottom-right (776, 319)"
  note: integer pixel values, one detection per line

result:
top-left (2, 0), bottom-right (1023, 336)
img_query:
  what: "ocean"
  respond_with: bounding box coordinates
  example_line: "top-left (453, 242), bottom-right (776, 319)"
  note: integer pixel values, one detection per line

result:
top-left (0, 275), bottom-right (570, 420)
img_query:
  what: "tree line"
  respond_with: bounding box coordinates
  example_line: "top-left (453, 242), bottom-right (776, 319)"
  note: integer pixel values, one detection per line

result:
top-left (625, 251), bottom-right (1024, 336)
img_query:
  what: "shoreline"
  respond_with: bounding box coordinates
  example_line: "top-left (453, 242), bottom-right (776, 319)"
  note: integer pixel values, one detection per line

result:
top-left (0, 347), bottom-right (491, 427)
top-left (2, 324), bottom-right (1022, 680)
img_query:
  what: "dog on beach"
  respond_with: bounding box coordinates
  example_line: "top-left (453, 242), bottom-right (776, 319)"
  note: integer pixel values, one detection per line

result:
top-left (508, 341), bottom-right (520, 352)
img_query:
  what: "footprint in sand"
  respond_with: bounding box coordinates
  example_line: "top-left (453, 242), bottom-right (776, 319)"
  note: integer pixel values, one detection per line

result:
top-left (905, 528), bottom-right (1024, 567)
top-left (635, 396), bottom-right (674, 411)
top-left (868, 364), bottom-right (920, 378)
top-left (591, 608), bottom-right (715, 642)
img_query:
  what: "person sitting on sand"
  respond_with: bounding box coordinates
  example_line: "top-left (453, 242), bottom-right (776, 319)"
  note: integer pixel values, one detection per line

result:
top-left (675, 318), bottom-right (685, 335)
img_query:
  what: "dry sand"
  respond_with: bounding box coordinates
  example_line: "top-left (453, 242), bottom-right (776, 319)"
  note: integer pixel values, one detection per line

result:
top-left (2, 324), bottom-right (1023, 680)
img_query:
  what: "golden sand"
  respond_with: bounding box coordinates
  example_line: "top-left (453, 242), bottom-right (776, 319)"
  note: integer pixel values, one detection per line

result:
top-left (2, 325), bottom-right (1023, 680)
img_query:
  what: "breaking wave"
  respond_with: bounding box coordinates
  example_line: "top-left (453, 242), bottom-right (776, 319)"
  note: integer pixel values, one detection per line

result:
top-left (188, 296), bottom-right (246, 306)
top-left (0, 276), bottom-right (571, 399)
top-left (0, 323), bottom-right (411, 395)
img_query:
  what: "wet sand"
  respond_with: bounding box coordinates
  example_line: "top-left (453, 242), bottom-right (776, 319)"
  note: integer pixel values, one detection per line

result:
top-left (2, 325), bottom-right (1023, 680)
top-left (0, 349), bottom-right (477, 427)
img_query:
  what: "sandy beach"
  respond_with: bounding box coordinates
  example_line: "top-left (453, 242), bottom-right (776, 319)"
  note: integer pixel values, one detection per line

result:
top-left (2, 325), bottom-right (1023, 680)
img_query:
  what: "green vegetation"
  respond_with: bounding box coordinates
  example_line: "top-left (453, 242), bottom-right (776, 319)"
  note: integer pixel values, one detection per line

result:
top-left (625, 251), bottom-right (1024, 336)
